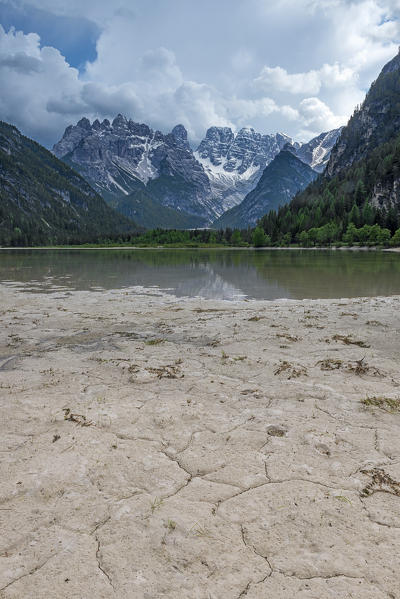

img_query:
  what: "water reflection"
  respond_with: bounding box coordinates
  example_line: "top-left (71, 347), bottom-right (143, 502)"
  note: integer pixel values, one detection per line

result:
top-left (0, 249), bottom-right (399, 300)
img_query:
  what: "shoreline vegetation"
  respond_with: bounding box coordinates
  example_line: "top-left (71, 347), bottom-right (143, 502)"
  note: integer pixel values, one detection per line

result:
top-left (1, 245), bottom-right (400, 251)
top-left (2, 222), bottom-right (400, 250)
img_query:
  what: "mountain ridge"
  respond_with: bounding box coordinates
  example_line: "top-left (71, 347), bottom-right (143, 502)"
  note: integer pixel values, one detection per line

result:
top-left (53, 116), bottom-right (340, 228)
top-left (258, 49), bottom-right (400, 243)
top-left (214, 148), bottom-right (318, 229)
top-left (326, 49), bottom-right (400, 177)
top-left (0, 121), bottom-right (136, 246)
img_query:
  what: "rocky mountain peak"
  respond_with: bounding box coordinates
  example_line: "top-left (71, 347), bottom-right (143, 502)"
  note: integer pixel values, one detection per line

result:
top-left (381, 48), bottom-right (400, 75)
top-left (204, 126), bottom-right (234, 142)
top-left (236, 127), bottom-right (256, 137)
top-left (196, 125), bottom-right (289, 169)
top-left (171, 124), bottom-right (190, 150)
top-left (76, 117), bottom-right (91, 130)
top-left (193, 126), bottom-right (298, 214)
top-left (327, 50), bottom-right (400, 176)
top-left (53, 114), bottom-right (215, 222)
top-left (52, 113), bottom-right (341, 228)
top-left (112, 114), bottom-right (129, 130)
top-left (277, 132), bottom-right (295, 147)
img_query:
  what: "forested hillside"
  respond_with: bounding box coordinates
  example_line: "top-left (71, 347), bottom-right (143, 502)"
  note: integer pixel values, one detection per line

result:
top-left (0, 121), bottom-right (137, 246)
top-left (258, 50), bottom-right (400, 245)
top-left (260, 133), bottom-right (400, 245)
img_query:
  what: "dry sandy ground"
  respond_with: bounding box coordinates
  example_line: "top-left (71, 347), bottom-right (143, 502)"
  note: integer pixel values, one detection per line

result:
top-left (1, 284), bottom-right (400, 598)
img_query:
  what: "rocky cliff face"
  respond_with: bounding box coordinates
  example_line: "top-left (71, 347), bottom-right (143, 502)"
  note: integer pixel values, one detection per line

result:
top-left (214, 147), bottom-right (318, 229)
top-left (370, 179), bottom-right (400, 213)
top-left (53, 115), bottom-right (340, 227)
top-left (54, 115), bottom-right (160, 192)
top-left (295, 128), bottom-right (342, 173)
top-left (194, 127), bottom-right (295, 212)
top-left (194, 126), bottom-right (341, 213)
top-left (53, 115), bottom-right (214, 222)
top-left (327, 49), bottom-right (400, 177)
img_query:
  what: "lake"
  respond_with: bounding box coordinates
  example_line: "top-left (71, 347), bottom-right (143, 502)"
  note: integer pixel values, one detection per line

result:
top-left (0, 248), bottom-right (399, 300)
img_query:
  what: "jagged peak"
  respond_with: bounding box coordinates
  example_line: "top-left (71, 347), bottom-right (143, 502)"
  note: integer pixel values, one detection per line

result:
top-left (171, 124), bottom-right (188, 139)
top-left (236, 127), bottom-right (257, 137)
top-left (112, 114), bottom-right (128, 128)
top-left (170, 124), bottom-right (190, 149)
top-left (77, 117), bottom-right (91, 130)
top-left (205, 126), bottom-right (234, 138)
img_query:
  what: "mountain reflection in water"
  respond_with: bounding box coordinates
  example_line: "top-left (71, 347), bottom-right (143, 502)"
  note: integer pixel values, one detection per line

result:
top-left (0, 249), bottom-right (399, 300)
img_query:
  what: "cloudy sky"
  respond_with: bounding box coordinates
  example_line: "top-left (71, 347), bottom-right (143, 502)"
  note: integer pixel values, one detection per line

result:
top-left (1, 0), bottom-right (399, 148)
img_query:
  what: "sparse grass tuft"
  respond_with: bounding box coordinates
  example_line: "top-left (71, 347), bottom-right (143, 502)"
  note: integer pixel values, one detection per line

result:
top-left (166, 519), bottom-right (176, 530)
top-left (334, 495), bottom-right (352, 504)
top-left (331, 334), bottom-right (370, 348)
top-left (146, 338), bottom-right (165, 345)
top-left (361, 396), bottom-right (400, 412)
top-left (347, 357), bottom-right (380, 376)
top-left (360, 468), bottom-right (400, 497)
top-left (276, 333), bottom-right (300, 342)
top-left (318, 358), bottom-right (343, 370)
top-left (366, 320), bottom-right (386, 327)
top-left (274, 360), bottom-right (307, 379)
top-left (318, 357), bottom-right (381, 377)
top-left (147, 364), bottom-right (183, 379)
top-left (63, 408), bottom-right (93, 427)
top-left (189, 522), bottom-right (212, 538)
top-left (150, 497), bottom-right (163, 513)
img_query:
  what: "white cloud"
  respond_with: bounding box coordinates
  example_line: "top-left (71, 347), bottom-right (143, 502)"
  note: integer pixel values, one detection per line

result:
top-left (255, 66), bottom-right (322, 95)
top-left (0, 0), bottom-right (399, 146)
top-left (0, 25), bottom-right (82, 145)
top-left (298, 97), bottom-right (346, 133)
top-left (254, 62), bottom-right (357, 95)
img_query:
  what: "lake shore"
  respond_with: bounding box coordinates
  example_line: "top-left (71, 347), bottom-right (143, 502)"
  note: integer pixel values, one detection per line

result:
top-left (1, 285), bottom-right (400, 598)
top-left (0, 244), bottom-right (395, 251)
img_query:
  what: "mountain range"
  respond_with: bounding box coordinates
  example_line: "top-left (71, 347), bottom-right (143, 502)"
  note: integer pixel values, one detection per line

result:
top-left (53, 117), bottom-right (341, 229)
top-left (4, 48), bottom-right (400, 245)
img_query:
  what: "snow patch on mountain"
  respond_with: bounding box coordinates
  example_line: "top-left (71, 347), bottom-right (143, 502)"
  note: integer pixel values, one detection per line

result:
top-left (53, 115), bottom-right (342, 225)
top-left (194, 127), bottom-right (295, 211)
top-left (296, 128), bottom-right (343, 173)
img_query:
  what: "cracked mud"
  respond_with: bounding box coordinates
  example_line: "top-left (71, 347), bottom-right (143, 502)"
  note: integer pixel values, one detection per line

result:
top-left (0, 285), bottom-right (400, 598)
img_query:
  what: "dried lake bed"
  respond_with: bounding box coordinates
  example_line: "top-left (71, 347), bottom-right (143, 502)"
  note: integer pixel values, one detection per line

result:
top-left (1, 279), bottom-right (400, 598)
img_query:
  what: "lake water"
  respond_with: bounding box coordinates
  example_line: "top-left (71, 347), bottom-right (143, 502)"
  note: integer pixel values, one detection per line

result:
top-left (0, 248), bottom-right (399, 300)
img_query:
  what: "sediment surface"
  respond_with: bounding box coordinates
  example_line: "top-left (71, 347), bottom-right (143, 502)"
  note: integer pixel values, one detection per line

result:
top-left (1, 284), bottom-right (400, 598)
